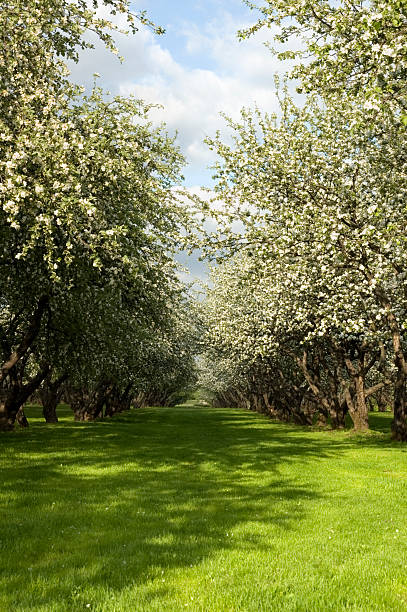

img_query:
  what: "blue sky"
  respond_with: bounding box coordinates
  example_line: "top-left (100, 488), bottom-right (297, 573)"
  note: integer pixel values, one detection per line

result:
top-left (135, 0), bottom-right (256, 72)
top-left (70, 0), bottom-right (285, 187)
top-left (70, 0), bottom-right (286, 283)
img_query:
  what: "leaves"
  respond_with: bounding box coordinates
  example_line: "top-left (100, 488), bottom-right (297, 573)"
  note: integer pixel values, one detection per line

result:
top-left (0, 0), bottom-right (195, 411)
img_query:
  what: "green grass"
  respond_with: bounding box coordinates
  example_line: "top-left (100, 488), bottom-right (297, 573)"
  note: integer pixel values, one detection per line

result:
top-left (1, 404), bottom-right (407, 611)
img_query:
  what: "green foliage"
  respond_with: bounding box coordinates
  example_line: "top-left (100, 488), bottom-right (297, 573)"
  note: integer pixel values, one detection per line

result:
top-left (239, 0), bottom-right (407, 110)
top-left (0, 0), bottom-right (195, 424)
top-left (197, 0), bottom-right (407, 438)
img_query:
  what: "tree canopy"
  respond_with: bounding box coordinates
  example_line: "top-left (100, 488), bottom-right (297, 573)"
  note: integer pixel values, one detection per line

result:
top-left (198, 0), bottom-right (407, 440)
top-left (0, 0), bottom-right (196, 430)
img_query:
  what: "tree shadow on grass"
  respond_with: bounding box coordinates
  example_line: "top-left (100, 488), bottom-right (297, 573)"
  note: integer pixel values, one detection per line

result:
top-left (0, 405), bottom-right (398, 610)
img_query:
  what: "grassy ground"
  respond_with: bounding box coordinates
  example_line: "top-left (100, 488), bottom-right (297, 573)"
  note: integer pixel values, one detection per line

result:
top-left (1, 404), bottom-right (407, 611)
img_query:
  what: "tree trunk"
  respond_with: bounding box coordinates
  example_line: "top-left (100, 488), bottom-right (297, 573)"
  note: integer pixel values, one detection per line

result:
top-left (350, 375), bottom-right (369, 431)
top-left (0, 365), bottom-right (50, 431)
top-left (296, 350), bottom-right (344, 428)
top-left (105, 385), bottom-right (126, 417)
top-left (39, 374), bottom-right (68, 423)
top-left (0, 296), bottom-right (48, 384)
top-left (16, 407), bottom-right (29, 427)
top-left (376, 388), bottom-right (389, 412)
top-left (263, 392), bottom-right (278, 417)
top-left (342, 351), bottom-right (369, 431)
top-left (133, 392), bottom-right (146, 409)
top-left (42, 398), bottom-right (59, 423)
top-left (373, 286), bottom-right (407, 440)
top-left (392, 365), bottom-right (407, 441)
top-left (329, 403), bottom-right (347, 429)
top-left (252, 393), bottom-right (265, 414)
top-left (0, 396), bottom-right (15, 431)
top-left (316, 411), bottom-right (328, 427)
top-left (297, 396), bottom-right (317, 426)
top-left (69, 381), bottom-right (111, 422)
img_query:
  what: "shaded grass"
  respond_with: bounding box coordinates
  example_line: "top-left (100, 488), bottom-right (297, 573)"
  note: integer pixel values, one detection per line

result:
top-left (1, 404), bottom-right (407, 611)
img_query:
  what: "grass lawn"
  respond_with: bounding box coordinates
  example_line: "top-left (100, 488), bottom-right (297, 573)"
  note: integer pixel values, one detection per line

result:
top-left (1, 404), bottom-right (407, 611)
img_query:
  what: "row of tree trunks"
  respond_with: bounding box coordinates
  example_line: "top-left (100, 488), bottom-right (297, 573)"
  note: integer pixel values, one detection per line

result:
top-left (67, 381), bottom-right (111, 421)
top-left (295, 350), bottom-right (347, 429)
top-left (1, 372), bottom-right (136, 429)
top-left (210, 340), bottom-right (401, 432)
top-left (65, 381), bottom-right (135, 421)
top-left (105, 384), bottom-right (132, 417)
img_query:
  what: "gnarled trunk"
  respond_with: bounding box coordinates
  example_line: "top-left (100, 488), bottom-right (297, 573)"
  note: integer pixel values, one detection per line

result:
top-left (105, 383), bottom-right (132, 417)
top-left (341, 349), bottom-right (370, 431)
top-left (43, 400), bottom-right (59, 424)
top-left (39, 373), bottom-right (68, 423)
top-left (296, 350), bottom-right (344, 429)
top-left (68, 380), bottom-right (112, 422)
top-left (299, 396), bottom-right (320, 426)
top-left (0, 365), bottom-right (50, 431)
top-left (344, 375), bottom-right (369, 431)
top-left (0, 296), bottom-right (49, 432)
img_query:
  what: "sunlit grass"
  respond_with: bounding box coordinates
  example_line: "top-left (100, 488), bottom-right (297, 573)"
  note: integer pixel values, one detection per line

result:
top-left (1, 405), bottom-right (407, 611)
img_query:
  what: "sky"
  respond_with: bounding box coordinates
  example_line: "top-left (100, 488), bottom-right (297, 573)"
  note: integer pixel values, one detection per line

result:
top-left (69, 0), bottom-right (287, 284)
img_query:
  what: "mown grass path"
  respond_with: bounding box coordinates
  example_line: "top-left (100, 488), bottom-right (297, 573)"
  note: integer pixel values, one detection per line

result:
top-left (1, 405), bottom-right (407, 611)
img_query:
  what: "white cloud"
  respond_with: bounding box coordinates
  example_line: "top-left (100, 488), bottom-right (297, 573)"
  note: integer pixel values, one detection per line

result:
top-left (68, 6), bottom-right (295, 282)
top-left (69, 9), bottom-right (289, 186)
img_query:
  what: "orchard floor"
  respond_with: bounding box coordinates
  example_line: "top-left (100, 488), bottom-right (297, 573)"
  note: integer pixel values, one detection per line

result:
top-left (1, 405), bottom-right (407, 611)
